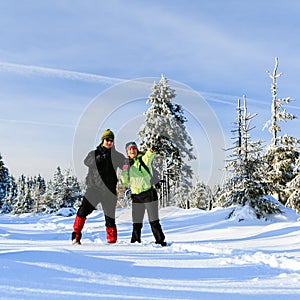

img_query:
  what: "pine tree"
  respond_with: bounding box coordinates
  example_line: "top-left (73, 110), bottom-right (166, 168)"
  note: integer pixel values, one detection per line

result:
top-left (190, 180), bottom-right (212, 210)
top-left (263, 58), bottom-right (299, 204)
top-left (172, 175), bottom-right (192, 209)
top-left (139, 74), bottom-right (195, 206)
top-left (210, 184), bottom-right (222, 209)
top-left (264, 57), bottom-right (296, 146)
top-left (62, 169), bottom-right (82, 209)
top-left (50, 166), bottom-right (65, 211)
top-left (286, 157), bottom-right (300, 212)
top-left (45, 167), bottom-right (82, 213)
top-left (40, 181), bottom-right (54, 213)
top-left (221, 97), bottom-right (282, 219)
top-left (1, 175), bottom-right (17, 213)
top-left (23, 181), bottom-right (34, 213)
top-left (32, 175), bottom-right (47, 213)
top-left (0, 153), bottom-right (11, 210)
top-left (13, 175), bottom-right (34, 214)
top-left (12, 175), bottom-right (25, 214)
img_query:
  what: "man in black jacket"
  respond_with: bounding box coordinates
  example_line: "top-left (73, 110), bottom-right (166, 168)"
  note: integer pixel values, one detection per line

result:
top-left (71, 129), bottom-right (125, 244)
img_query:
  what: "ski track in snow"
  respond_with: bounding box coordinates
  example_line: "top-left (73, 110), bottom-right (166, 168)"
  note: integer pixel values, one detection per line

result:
top-left (0, 207), bottom-right (300, 300)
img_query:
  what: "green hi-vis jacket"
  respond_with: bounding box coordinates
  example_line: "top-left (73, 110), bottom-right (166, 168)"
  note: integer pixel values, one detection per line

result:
top-left (120, 149), bottom-right (156, 195)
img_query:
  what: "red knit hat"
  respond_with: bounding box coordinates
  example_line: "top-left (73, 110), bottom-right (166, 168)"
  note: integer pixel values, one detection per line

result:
top-left (125, 141), bottom-right (138, 152)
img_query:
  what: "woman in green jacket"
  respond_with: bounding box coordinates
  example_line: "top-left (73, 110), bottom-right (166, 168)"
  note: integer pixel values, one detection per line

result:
top-left (121, 141), bottom-right (167, 246)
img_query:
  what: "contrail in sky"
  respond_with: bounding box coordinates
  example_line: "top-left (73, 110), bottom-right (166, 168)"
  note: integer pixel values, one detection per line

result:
top-left (0, 61), bottom-right (231, 104)
top-left (0, 61), bottom-right (124, 85)
top-left (0, 118), bottom-right (75, 128)
top-left (1, 61), bottom-right (298, 111)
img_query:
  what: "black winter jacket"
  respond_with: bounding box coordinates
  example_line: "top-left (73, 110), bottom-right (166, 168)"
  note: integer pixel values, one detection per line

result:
top-left (84, 145), bottom-right (125, 195)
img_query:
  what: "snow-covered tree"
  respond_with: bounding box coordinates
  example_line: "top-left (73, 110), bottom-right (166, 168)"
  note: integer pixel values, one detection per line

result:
top-left (138, 74), bottom-right (195, 206)
top-left (190, 180), bottom-right (212, 210)
top-left (172, 175), bottom-right (192, 209)
top-left (40, 182), bottom-right (55, 213)
top-left (45, 167), bottom-right (82, 213)
top-left (286, 157), bottom-right (300, 212)
top-left (210, 184), bottom-right (223, 209)
top-left (1, 175), bottom-right (17, 213)
top-left (263, 58), bottom-right (299, 204)
top-left (0, 153), bottom-right (10, 209)
top-left (12, 175), bottom-right (25, 214)
top-left (23, 182), bottom-right (34, 213)
top-left (31, 175), bottom-right (47, 213)
top-left (62, 169), bottom-right (82, 209)
top-left (264, 135), bottom-right (299, 204)
top-left (264, 57), bottom-right (296, 146)
top-left (13, 175), bottom-right (34, 214)
top-left (220, 97), bottom-right (282, 219)
top-left (1, 165), bottom-right (81, 214)
top-left (50, 166), bottom-right (65, 210)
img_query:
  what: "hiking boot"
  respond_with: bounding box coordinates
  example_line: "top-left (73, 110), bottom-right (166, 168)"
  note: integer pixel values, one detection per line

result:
top-left (71, 231), bottom-right (82, 245)
top-left (72, 239), bottom-right (81, 245)
top-left (131, 223), bottom-right (142, 243)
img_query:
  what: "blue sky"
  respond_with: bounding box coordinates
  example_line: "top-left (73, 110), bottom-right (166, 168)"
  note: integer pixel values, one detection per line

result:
top-left (0, 0), bottom-right (299, 185)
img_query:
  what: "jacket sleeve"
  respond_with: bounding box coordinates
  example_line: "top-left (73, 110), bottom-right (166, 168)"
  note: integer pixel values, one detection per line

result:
top-left (120, 169), bottom-right (130, 186)
top-left (83, 151), bottom-right (96, 167)
top-left (117, 152), bottom-right (127, 169)
top-left (141, 149), bottom-right (156, 171)
top-left (111, 149), bottom-right (127, 169)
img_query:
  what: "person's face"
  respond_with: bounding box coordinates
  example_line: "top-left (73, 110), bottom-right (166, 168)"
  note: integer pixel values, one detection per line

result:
top-left (103, 138), bottom-right (114, 149)
top-left (127, 147), bottom-right (138, 159)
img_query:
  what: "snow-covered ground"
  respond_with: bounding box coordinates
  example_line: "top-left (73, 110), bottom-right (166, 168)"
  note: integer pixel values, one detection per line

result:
top-left (0, 205), bottom-right (300, 300)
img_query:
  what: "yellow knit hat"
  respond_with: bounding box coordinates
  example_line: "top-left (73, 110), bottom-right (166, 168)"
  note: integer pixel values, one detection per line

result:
top-left (101, 129), bottom-right (115, 142)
